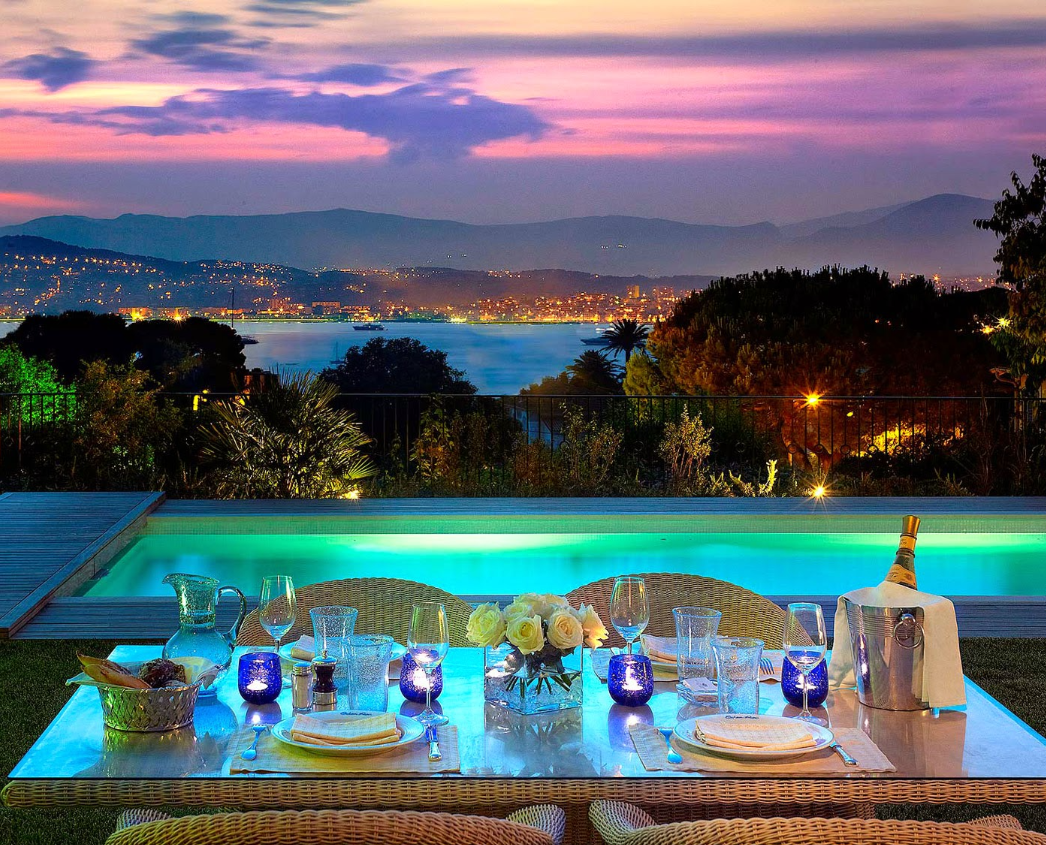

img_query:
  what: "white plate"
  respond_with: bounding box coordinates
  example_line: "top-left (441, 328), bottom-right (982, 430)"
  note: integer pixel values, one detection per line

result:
top-left (278, 642), bottom-right (407, 663)
top-left (674, 715), bottom-right (834, 761)
top-left (271, 710), bottom-right (424, 756)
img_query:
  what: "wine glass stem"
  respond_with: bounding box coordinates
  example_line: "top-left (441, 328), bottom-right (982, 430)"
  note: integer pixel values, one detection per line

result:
top-left (274, 636), bottom-right (281, 653)
top-left (423, 668), bottom-right (433, 715)
top-left (802, 673), bottom-right (810, 716)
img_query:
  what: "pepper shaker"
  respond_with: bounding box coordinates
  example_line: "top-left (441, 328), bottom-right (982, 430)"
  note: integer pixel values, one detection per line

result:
top-left (311, 653), bottom-right (338, 712)
top-left (291, 661), bottom-right (314, 713)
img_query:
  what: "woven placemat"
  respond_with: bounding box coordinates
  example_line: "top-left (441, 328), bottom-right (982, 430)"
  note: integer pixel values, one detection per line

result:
top-left (630, 723), bottom-right (895, 775)
top-left (229, 724), bottom-right (460, 775)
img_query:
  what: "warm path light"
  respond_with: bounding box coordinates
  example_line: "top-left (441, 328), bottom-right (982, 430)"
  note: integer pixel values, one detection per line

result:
top-left (804, 393), bottom-right (821, 407)
top-left (811, 485), bottom-right (826, 499)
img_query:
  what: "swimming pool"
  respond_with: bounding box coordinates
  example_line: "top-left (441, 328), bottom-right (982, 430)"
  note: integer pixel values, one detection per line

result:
top-left (82, 510), bottom-right (1046, 599)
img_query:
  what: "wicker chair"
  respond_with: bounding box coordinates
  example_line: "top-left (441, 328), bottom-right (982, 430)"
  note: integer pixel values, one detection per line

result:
top-left (566, 572), bottom-right (787, 650)
top-left (109, 806), bottom-right (566, 845)
top-left (588, 802), bottom-right (1039, 845)
top-left (237, 577), bottom-right (475, 647)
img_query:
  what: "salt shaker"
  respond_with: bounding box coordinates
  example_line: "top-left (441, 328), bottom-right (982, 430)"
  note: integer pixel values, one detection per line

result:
top-left (291, 661), bottom-right (313, 713)
top-left (312, 653), bottom-right (338, 712)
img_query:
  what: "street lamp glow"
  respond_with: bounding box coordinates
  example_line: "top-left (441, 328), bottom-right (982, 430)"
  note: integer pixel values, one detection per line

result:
top-left (804, 393), bottom-right (821, 407)
top-left (811, 485), bottom-right (827, 499)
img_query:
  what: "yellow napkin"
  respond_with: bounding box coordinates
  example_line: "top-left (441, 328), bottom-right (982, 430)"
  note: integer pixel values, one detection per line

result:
top-left (695, 717), bottom-right (815, 751)
top-left (289, 713), bottom-right (401, 747)
top-left (289, 635), bottom-right (316, 661)
top-left (641, 635), bottom-right (677, 663)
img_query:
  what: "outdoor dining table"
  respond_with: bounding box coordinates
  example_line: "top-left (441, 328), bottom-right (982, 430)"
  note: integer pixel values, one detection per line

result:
top-left (6, 645), bottom-right (1046, 844)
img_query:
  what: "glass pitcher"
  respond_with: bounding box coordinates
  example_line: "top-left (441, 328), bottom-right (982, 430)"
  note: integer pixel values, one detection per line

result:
top-left (162, 573), bottom-right (247, 696)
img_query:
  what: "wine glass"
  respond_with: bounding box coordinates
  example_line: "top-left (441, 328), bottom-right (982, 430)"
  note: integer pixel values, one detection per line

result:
top-left (259, 575), bottom-right (297, 654)
top-left (783, 602), bottom-right (828, 725)
top-left (610, 575), bottom-right (649, 654)
top-left (407, 601), bottom-right (450, 727)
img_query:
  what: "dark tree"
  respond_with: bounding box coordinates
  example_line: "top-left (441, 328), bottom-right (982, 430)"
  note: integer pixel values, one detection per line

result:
top-left (1, 311), bottom-right (248, 391)
top-left (523, 350), bottom-right (623, 396)
top-left (321, 337), bottom-right (475, 394)
top-left (3, 311), bottom-right (134, 382)
top-left (647, 267), bottom-right (1006, 396)
top-left (976, 153), bottom-right (1046, 392)
top-left (128, 317), bottom-right (246, 392)
top-left (601, 318), bottom-right (650, 360)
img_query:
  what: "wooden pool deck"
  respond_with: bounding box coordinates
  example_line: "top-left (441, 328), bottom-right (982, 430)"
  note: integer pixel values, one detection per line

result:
top-left (1, 495), bottom-right (1044, 639)
top-left (0, 491), bottom-right (165, 638)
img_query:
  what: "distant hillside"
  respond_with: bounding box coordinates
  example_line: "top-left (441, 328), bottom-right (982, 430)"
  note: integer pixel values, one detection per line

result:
top-left (0, 193), bottom-right (1000, 276)
top-left (0, 235), bottom-right (711, 312)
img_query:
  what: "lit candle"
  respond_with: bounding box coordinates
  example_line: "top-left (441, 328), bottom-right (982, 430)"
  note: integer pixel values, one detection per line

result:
top-left (238, 652), bottom-right (282, 705)
top-left (608, 654), bottom-right (654, 707)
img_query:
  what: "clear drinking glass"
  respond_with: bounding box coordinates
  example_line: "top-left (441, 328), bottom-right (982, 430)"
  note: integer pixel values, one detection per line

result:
top-left (310, 605), bottom-right (358, 691)
top-left (713, 636), bottom-right (764, 714)
top-left (346, 634), bottom-right (394, 712)
top-left (610, 576), bottom-right (649, 654)
top-left (259, 575), bottom-right (296, 653)
top-left (407, 601), bottom-right (450, 727)
top-left (673, 606), bottom-right (722, 704)
top-left (783, 602), bottom-right (828, 725)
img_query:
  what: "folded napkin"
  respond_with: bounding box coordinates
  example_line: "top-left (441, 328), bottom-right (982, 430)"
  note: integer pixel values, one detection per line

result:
top-left (630, 724), bottom-right (896, 774)
top-left (641, 634), bottom-right (677, 663)
top-left (694, 716), bottom-right (815, 751)
top-left (828, 581), bottom-right (965, 709)
top-left (290, 635), bottom-right (316, 661)
top-left (290, 713), bottom-right (402, 747)
top-left (229, 725), bottom-right (460, 775)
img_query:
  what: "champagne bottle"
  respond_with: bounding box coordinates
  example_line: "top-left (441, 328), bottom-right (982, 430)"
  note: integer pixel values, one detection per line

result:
top-left (884, 514), bottom-right (920, 589)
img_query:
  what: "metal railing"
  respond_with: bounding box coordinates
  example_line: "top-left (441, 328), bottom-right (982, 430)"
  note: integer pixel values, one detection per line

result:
top-left (3, 391), bottom-right (1043, 489)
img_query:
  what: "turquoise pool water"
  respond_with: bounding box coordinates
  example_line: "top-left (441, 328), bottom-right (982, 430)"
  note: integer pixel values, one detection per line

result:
top-left (83, 531), bottom-right (1046, 598)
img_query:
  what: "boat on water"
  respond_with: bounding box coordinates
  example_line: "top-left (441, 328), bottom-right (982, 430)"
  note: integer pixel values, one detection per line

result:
top-left (581, 327), bottom-right (610, 345)
top-left (240, 335), bottom-right (259, 345)
top-left (353, 323), bottom-right (386, 331)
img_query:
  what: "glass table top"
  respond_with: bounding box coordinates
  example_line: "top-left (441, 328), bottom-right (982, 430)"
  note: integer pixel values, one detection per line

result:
top-left (10, 646), bottom-right (1046, 782)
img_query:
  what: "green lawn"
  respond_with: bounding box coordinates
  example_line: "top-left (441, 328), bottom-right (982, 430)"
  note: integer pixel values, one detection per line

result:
top-left (2, 638), bottom-right (1046, 844)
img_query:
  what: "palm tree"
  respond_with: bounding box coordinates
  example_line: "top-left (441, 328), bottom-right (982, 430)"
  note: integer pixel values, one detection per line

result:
top-left (601, 319), bottom-right (650, 360)
top-left (566, 350), bottom-right (622, 393)
top-left (201, 372), bottom-right (375, 498)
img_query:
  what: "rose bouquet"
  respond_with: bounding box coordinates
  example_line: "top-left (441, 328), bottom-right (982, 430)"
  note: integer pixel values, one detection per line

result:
top-left (469, 593), bottom-right (608, 712)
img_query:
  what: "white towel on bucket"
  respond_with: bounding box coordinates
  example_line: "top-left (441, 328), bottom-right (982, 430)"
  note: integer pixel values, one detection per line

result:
top-left (828, 581), bottom-right (966, 709)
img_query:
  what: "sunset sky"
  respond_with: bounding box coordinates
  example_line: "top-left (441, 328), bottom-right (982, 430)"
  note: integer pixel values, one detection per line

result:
top-left (0, 0), bottom-right (1043, 225)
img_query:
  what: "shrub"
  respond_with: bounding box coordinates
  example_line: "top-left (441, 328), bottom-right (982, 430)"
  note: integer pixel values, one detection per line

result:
top-left (200, 373), bottom-right (375, 498)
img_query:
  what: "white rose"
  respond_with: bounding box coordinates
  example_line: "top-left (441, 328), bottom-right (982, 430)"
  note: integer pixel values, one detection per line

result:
top-left (466, 602), bottom-right (506, 648)
top-left (546, 608), bottom-right (584, 650)
top-left (577, 603), bottom-right (609, 649)
top-left (506, 614), bottom-right (545, 655)
top-left (504, 595), bottom-right (537, 621)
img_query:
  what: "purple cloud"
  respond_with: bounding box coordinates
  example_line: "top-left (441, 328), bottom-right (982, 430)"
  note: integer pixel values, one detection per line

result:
top-left (8, 83), bottom-right (550, 159)
top-left (245, 0), bottom-right (367, 28)
top-left (294, 63), bottom-right (403, 86)
top-left (130, 15), bottom-right (269, 72)
top-left (2, 47), bottom-right (95, 91)
top-left (394, 19), bottom-right (1046, 61)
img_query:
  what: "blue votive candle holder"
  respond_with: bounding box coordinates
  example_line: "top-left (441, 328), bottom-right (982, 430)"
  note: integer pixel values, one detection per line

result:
top-left (399, 651), bottom-right (443, 704)
top-left (781, 654), bottom-right (829, 709)
top-left (238, 652), bottom-right (282, 705)
top-left (608, 654), bottom-right (654, 707)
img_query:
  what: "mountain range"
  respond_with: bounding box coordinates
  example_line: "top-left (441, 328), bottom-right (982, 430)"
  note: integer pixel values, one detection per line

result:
top-left (0, 193), bottom-right (998, 278)
top-left (0, 235), bottom-right (712, 312)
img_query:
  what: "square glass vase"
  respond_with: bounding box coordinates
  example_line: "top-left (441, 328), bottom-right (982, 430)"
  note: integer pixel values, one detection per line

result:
top-left (484, 643), bottom-right (584, 715)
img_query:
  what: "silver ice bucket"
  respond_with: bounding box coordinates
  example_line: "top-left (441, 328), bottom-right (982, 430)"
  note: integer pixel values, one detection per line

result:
top-left (843, 597), bottom-right (929, 711)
